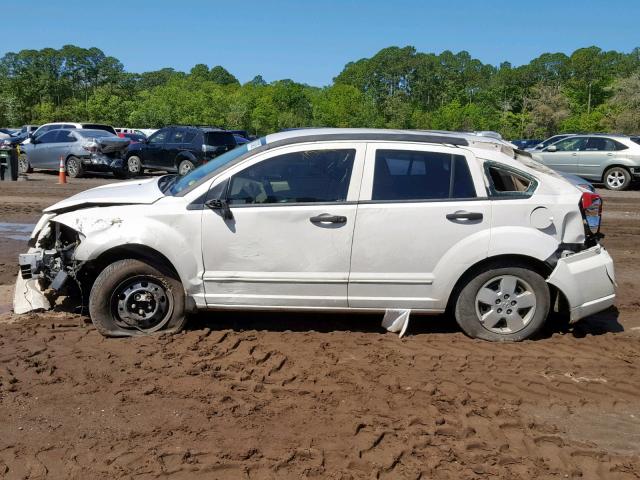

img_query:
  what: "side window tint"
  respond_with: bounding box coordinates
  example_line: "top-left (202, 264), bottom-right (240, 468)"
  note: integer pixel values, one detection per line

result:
top-left (227, 149), bottom-right (355, 205)
top-left (184, 130), bottom-right (196, 143)
top-left (487, 165), bottom-right (536, 197)
top-left (553, 137), bottom-right (587, 152)
top-left (169, 129), bottom-right (186, 143)
top-left (372, 150), bottom-right (476, 201)
top-left (149, 130), bottom-right (168, 145)
top-left (37, 131), bottom-right (58, 143)
top-left (613, 139), bottom-right (628, 151)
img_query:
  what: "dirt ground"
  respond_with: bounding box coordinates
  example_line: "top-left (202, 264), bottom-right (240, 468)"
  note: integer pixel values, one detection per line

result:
top-left (0, 173), bottom-right (639, 479)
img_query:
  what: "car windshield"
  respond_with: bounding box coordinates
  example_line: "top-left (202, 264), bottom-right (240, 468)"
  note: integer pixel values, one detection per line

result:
top-left (167, 138), bottom-right (266, 195)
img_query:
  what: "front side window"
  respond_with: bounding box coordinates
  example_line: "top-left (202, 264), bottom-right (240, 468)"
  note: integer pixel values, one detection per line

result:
top-left (148, 129), bottom-right (169, 145)
top-left (227, 149), bottom-right (355, 205)
top-left (551, 137), bottom-right (588, 152)
top-left (37, 131), bottom-right (58, 143)
top-left (372, 150), bottom-right (476, 201)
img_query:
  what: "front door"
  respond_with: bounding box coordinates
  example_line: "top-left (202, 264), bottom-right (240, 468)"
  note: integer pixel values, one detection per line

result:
top-left (349, 143), bottom-right (491, 310)
top-left (142, 128), bottom-right (170, 168)
top-left (200, 143), bottom-right (365, 308)
top-left (536, 136), bottom-right (588, 175)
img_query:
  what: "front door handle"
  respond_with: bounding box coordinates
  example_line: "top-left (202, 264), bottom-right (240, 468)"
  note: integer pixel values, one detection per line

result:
top-left (446, 211), bottom-right (483, 221)
top-left (310, 213), bottom-right (347, 224)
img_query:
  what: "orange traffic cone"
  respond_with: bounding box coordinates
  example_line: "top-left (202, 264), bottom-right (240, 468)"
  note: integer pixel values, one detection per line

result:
top-left (58, 156), bottom-right (66, 184)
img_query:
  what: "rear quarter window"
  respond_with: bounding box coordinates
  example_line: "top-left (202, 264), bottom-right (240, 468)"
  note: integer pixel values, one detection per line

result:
top-left (485, 163), bottom-right (537, 198)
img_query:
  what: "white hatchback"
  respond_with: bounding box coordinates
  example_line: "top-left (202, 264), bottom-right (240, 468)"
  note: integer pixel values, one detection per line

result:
top-left (16, 129), bottom-right (616, 341)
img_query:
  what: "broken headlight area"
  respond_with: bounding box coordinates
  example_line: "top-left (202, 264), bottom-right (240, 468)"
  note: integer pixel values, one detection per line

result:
top-left (19, 221), bottom-right (83, 294)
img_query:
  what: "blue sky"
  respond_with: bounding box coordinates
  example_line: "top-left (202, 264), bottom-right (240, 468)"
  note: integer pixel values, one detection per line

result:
top-left (1, 0), bottom-right (639, 86)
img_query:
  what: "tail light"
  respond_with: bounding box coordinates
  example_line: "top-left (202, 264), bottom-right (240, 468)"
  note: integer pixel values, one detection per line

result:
top-left (82, 141), bottom-right (98, 153)
top-left (580, 192), bottom-right (603, 235)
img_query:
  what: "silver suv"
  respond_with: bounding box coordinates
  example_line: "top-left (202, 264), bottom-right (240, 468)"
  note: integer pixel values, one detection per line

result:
top-left (532, 134), bottom-right (640, 190)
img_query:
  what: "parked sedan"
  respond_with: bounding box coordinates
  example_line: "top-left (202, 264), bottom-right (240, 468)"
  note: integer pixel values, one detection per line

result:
top-left (17, 129), bottom-right (615, 342)
top-left (531, 134), bottom-right (640, 190)
top-left (21, 129), bottom-right (130, 178)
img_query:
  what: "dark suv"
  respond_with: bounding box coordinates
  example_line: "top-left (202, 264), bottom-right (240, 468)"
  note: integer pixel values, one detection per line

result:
top-left (124, 126), bottom-right (238, 176)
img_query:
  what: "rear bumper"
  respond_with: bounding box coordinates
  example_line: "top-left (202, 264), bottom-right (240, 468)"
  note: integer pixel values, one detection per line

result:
top-left (81, 154), bottom-right (125, 172)
top-left (547, 245), bottom-right (616, 322)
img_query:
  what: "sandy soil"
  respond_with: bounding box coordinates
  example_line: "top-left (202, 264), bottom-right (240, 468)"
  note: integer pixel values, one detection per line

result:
top-left (0, 173), bottom-right (639, 479)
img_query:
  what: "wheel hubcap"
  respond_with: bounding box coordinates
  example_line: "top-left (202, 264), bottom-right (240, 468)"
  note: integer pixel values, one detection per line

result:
top-left (128, 158), bottom-right (140, 173)
top-left (67, 160), bottom-right (77, 175)
top-left (18, 156), bottom-right (28, 173)
top-left (607, 171), bottom-right (625, 188)
top-left (475, 275), bottom-right (537, 334)
top-left (111, 278), bottom-right (172, 333)
top-left (179, 162), bottom-right (192, 175)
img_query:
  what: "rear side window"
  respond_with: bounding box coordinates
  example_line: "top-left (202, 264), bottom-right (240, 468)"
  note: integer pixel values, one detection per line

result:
top-left (586, 137), bottom-right (628, 151)
top-left (169, 129), bottom-right (186, 143)
top-left (486, 164), bottom-right (537, 198)
top-left (372, 150), bottom-right (476, 201)
top-left (205, 132), bottom-right (236, 147)
top-left (228, 149), bottom-right (355, 205)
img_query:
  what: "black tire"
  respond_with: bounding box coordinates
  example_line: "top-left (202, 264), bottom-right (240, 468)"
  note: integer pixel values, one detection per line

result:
top-left (18, 153), bottom-right (32, 174)
top-left (112, 169), bottom-right (130, 180)
top-left (66, 156), bottom-right (84, 178)
top-left (178, 159), bottom-right (195, 176)
top-left (126, 155), bottom-right (142, 177)
top-left (454, 265), bottom-right (550, 342)
top-left (89, 259), bottom-right (187, 337)
top-left (603, 166), bottom-right (631, 191)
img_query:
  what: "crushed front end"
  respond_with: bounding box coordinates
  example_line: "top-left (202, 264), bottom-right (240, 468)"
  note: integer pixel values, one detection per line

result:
top-left (14, 218), bottom-right (83, 313)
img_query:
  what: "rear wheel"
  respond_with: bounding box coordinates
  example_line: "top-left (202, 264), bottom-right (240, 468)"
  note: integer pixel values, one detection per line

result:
top-left (66, 156), bottom-right (84, 178)
top-left (603, 166), bottom-right (631, 191)
top-left (454, 265), bottom-right (550, 341)
top-left (89, 259), bottom-right (187, 337)
top-left (127, 155), bottom-right (142, 177)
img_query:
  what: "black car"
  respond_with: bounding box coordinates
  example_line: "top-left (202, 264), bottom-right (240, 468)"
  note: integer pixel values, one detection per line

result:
top-left (124, 126), bottom-right (238, 176)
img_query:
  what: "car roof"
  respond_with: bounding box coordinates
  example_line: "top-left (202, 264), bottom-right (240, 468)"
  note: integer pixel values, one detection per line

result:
top-left (262, 128), bottom-right (521, 151)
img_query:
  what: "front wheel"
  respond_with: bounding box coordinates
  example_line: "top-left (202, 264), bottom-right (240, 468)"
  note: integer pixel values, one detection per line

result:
top-left (454, 265), bottom-right (550, 341)
top-left (603, 166), bottom-right (631, 191)
top-left (89, 259), bottom-right (187, 337)
top-left (18, 153), bottom-right (31, 174)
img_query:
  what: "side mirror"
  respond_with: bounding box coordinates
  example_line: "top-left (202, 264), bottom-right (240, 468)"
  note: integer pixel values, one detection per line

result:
top-left (546, 145), bottom-right (557, 152)
top-left (205, 198), bottom-right (233, 220)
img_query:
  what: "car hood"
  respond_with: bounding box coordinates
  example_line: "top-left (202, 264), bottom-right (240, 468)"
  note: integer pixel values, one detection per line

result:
top-left (44, 177), bottom-right (164, 213)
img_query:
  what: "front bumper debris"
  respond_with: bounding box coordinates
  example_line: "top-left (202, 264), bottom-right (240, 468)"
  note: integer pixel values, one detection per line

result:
top-left (547, 245), bottom-right (616, 321)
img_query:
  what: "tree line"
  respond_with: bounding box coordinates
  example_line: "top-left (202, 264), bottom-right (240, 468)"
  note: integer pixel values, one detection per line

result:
top-left (1, 44), bottom-right (639, 139)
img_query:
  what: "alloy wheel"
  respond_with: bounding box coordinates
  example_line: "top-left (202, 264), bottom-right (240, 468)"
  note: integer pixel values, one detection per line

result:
top-left (474, 275), bottom-right (537, 334)
top-left (606, 170), bottom-right (626, 189)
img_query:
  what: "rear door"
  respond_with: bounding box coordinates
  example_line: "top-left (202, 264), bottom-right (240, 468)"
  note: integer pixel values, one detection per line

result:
top-left (164, 127), bottom-right (187, 170)
top-left (536, 136), bottom-right (588, 175)
top-left (579, 137), bottom-right (624, 181)
top-left (348, 143), bottom-right (491, 310)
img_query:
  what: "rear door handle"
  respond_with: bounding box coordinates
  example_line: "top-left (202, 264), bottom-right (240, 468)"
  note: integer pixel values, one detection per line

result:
top-left (446, 211), bottom-right (483, 221)
top-left (310, 213), bottom-right (347, 224)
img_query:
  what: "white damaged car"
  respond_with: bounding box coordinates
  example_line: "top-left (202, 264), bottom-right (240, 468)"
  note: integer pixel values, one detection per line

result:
top-left (16, 129), bottom-right (616, 341)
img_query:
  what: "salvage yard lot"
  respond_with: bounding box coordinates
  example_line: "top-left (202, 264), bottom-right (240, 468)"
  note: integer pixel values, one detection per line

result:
top-left (0, 173), bottom-right (639, 479)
